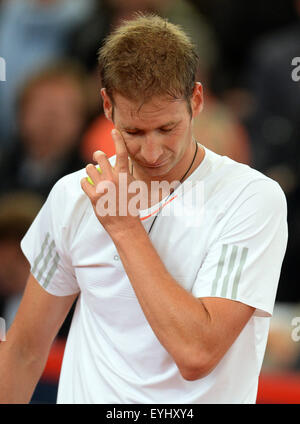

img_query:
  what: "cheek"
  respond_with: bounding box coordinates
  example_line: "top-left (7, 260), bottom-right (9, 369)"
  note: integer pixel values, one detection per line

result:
top-left (167, 128), bottom-right (189, 150)
top-left (120, 133), bottom-right (141, 156)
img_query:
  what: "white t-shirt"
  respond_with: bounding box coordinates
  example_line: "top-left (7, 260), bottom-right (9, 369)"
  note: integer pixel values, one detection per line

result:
top-left (21, 145), bottom-right (288, 404)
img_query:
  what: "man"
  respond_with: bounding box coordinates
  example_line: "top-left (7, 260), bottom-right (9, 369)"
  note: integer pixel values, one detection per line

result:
top-left (0, 14), bottom-right (287, 404)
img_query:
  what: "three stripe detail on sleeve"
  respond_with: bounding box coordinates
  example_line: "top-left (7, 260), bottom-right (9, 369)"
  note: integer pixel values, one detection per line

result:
top-left (211, 244), bottom-right (248, 299)
top-left (32, 232), bottom-right (60, 288)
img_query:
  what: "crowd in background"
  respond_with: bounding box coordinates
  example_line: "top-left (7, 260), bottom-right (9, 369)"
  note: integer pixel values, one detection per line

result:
top-left (0, 0), bottom-right (300, 401)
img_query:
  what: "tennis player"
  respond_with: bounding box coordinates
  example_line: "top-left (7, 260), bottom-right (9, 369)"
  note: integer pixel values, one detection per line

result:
top-left (0, 14), bottom-right (287, 404)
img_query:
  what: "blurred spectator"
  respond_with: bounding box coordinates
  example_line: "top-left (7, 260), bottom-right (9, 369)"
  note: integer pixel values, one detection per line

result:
top-left (263, 303), bottom-right (300, 372)
top-left (192, 91), bottom-right (251, 164)
top-left (0, 191), bottom-right (43, 329)
top-left (0, 0), bottom-right (96, 150)
top-left (0, 61), bottom-right (88, 198)
top-left (193, 0), bottom-right (298, 94)
top-left (242, 0), bottom-right (300, 302)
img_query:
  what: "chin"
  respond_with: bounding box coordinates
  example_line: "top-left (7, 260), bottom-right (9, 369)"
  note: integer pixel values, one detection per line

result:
top-left (143, 163), bottom-right (173, 178)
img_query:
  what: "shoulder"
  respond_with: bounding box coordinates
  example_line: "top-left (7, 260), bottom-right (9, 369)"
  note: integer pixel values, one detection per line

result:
top-left (203, 148), bottom-right (287, 214)
top-left (48, 155), bottom-right (117, 224)
top-left (50, 167), bottom-right (87, 207)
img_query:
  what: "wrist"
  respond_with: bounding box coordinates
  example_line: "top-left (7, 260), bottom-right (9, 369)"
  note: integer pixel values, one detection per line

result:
top-left (108, 217), bottom-right (147, 244)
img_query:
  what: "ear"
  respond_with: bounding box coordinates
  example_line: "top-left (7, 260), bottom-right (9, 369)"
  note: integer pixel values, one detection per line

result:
top-left (191, 82), bottom-right (204, 118)
top-left (101, 88), bottom-right (113, 121)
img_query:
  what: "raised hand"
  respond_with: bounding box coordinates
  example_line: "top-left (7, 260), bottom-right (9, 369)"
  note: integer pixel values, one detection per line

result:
top-left (81, 129), bottom-right (142, 237)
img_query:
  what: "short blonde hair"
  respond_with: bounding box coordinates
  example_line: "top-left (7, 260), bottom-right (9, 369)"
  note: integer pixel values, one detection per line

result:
top-left (98, 13), bottom-right (199, 110)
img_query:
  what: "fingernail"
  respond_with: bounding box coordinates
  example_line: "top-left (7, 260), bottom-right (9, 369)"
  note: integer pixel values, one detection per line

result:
top-left (93, 150), bottom-right (100, 160)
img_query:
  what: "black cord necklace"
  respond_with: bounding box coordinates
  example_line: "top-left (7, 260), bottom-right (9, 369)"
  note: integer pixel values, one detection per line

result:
top-left (131, 140), bottom-right (199, 235)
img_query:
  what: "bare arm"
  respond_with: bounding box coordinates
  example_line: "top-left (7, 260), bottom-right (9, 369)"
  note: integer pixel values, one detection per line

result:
top-left (0, 273), bottom-right (78, 404)
top-left (112, 225), bottom-right (254, 380)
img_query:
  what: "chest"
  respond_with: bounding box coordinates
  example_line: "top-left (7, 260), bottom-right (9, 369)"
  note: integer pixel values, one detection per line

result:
top-left (68, 195), bottom-right (222, 328)
top-left (70, 201), bottom-right (218, 298)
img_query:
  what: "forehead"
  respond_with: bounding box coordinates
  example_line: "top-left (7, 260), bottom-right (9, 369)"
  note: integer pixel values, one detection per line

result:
top-left (112, 92), bottom-right (189, 128)
top-left (23, 78), bottom-right (82, 109)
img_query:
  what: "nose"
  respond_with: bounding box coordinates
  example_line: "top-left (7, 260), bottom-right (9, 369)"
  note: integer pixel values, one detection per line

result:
top-left (140, 136), bottom-right (164, 165)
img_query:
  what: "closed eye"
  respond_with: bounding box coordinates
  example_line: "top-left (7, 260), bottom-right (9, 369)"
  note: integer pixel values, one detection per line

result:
top-left (125, 127), bottom-right (175, 135)
top-left (125, 131), bottom-right (140, 136)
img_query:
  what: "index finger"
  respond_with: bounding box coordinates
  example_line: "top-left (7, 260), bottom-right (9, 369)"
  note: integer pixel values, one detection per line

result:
top-left (112, 129), bottom-right (129, 172)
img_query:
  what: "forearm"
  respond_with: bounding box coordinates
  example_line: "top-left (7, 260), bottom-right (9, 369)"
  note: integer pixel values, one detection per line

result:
top-left (112, 224), bottom-right (212, 376)
top-left (0, 333), bottom-right (47, 404)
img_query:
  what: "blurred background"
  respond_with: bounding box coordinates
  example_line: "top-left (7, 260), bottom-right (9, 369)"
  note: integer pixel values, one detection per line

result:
top-left (0, 0), bottom-right (299, 404)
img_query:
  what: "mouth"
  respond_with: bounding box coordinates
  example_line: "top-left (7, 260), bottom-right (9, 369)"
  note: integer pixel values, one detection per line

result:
top-left (136, 158), bottom-right (170, 168)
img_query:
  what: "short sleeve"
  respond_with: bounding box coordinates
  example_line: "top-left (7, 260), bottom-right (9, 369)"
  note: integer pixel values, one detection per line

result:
top-left (191, 179), bottom-right (288, 317)
top-left (21, 178), bottom-right (80, 297)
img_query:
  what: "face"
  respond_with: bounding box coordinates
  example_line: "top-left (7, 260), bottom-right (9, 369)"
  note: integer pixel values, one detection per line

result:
top-left (101, 83), bottom-right (203, 182)
top-left (20, 78), bottom-right (85, 161)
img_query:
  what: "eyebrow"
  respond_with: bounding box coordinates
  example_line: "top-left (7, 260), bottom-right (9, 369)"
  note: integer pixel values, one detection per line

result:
top-left (122, 121), bottom-right (179, 131)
